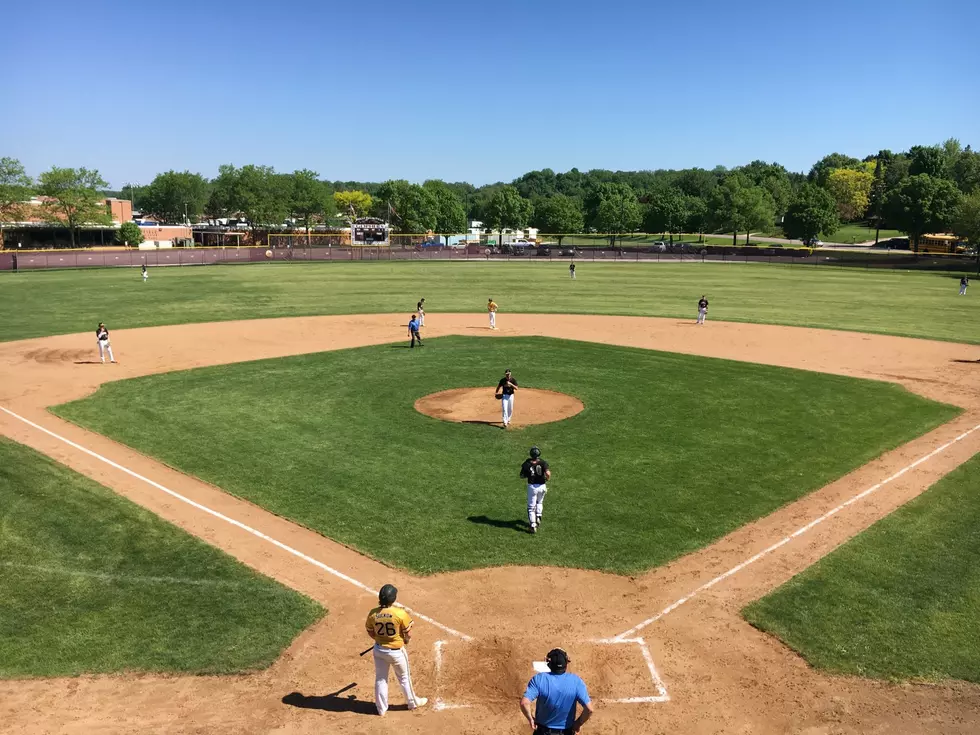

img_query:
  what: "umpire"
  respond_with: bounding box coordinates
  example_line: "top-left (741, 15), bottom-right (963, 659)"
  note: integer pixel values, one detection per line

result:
top-left (520, 648), bottom-right (593, 734)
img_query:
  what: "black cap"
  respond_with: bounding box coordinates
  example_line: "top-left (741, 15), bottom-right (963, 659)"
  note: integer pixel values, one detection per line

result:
top-left (379, 584), bottom-right (398, 606)
top-left (546, 648), bottom-right (568, 673)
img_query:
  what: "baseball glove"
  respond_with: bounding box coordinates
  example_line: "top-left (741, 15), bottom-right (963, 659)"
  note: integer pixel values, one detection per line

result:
top-left (495, 394), bottom-right (503, 400)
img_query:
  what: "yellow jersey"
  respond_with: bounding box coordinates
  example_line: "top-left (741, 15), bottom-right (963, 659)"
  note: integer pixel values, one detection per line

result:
top-left (488, 301), bottom-right (498, 313)
top-left (366, 605), bottom-right (414, 649)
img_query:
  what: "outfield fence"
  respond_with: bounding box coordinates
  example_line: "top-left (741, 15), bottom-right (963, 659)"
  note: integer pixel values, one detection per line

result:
top-left (1, 240), bottom-right (976, 274)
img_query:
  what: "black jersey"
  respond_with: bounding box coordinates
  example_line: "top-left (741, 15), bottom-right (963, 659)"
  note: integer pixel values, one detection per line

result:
top-left (497, 376), bottom-right (518, 395)
top-left (96, 327), bottom-right (109, 341)
top-left (520, 458), bottom-right (550, 485)
top-left (698, 298), bottom-right (708, 310)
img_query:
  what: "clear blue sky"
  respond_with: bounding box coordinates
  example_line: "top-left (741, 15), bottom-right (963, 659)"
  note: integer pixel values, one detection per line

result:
top-left (4, 0), bottom-right (977, 188)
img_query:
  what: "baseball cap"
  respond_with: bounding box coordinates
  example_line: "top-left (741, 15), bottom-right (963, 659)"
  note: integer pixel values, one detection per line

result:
top-left (546, 648), bottom-right (568, 672)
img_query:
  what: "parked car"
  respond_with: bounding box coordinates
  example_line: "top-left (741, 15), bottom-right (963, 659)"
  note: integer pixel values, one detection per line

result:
top-left (559, 247), bottom-right (577, 256)
top-left (536, 245), bottom-right (551, 256)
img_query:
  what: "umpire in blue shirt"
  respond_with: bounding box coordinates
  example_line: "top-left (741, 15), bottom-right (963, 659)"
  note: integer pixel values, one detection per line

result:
top-left (520, 648), bottom-right (594, 734)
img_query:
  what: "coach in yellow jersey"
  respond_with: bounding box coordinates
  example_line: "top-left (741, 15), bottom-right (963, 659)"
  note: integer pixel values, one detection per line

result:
top-left (365, 584), bottom-right (427, 716)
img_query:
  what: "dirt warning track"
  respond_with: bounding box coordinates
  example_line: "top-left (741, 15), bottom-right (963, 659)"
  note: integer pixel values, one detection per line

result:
top-left (0, 314), bottom-right (978, 735)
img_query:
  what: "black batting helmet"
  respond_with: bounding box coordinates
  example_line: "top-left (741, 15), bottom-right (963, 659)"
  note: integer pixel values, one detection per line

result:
top-left (529, 446), bottom-right (541, 458)
top-left (379, 584), bottom-right (398, 606)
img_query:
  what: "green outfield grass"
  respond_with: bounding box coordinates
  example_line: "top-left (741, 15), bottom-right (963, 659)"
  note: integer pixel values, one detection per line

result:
top-left (53, 337), bottom-right (958, 575)
top-left (1, 261), bottom-right (977, 344)
top-left (0, 437), bottom-right (323, 678)
top-left (822, 224), bottom-right (903, 244)
top-left (744, 452), bottom-right (980, 684)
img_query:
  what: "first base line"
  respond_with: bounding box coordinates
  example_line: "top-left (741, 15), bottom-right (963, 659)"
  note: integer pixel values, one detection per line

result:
top-left (614, 419), bottom-right (980, 640)
top-left (0, 405), bottom-right (472, 642)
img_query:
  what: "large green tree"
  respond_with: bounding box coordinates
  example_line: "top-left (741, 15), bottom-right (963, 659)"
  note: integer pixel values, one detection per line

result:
top-left (531, 194), bottom-right (584, 246)
top-left (594, 188), bottom-right (642, 244)
top-left (333, 190), bottom-right (373, 223)
top-left (139, 170), bottom-right (210, 224)
top-left (884, 174), bottom-right (963, 252)
top-left (782, 184), bottom-right (839, 246)
top-left (0, 157), bottom-right (34, 222)
top-left (206, 164), bottom-right (290, 226)
top-left (739, 161), bottom-right (793, 216)
top-left (710, 174), bottom-right (775, 245)
top-left (289, 169), bottom-right (335, 235)
top-left (908, 145), bottom-right (948, 179)
top-left (826, 168), bottom-right (874, 221)
top-left (374, 180), bottom-right (439, 233)
top-left (421, 180), bottom-right (468, 233)
top-left (36, 167), bottom-right (112, 247)
top-left (684, 195), bottom-right (710, 241)
top-left (808, 153), bottom-right (861, 187)
top-left (951, 146), bottom-right (980, 194)
top-left (952, 190), bottom-right (980, 254)
top-left (116, 221), bottom-right (144, 246)
top-left (642, 187), bottom-right (688, 240)
top-left (482, 185), bottom-right (532, 242)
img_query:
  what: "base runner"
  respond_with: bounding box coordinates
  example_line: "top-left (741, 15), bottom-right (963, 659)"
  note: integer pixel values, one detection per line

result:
top-left (365, 584), bottom-right (427, 716)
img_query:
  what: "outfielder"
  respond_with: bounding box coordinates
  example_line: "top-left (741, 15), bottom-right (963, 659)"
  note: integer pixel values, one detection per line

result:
top-left (488, 298), bottom-right (498, 329)
top-left (520, 446), bottom-right (551, 534)
top-left (960, 276), bottom-right (969, 296)
top-left (96, 322), bottom-right (116, 364)
top-left (496, 368), bottom-right (518, 427)
top-left (569, 262), bottom-right (576, 280)
top-left (141, 263), bottom-right (148, 282)
top-left (417, 298), bottom-right (426, 325)
top-left (365, 584), bottom-right (427, 716)
top-left (697, 295), bottom-right (709, 324)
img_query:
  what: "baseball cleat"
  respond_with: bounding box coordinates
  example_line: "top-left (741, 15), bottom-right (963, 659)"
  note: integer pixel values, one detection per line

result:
top-left (530, 525), bottom-right (537, 534)
top-left (411, 697), bottom-right (428, 710)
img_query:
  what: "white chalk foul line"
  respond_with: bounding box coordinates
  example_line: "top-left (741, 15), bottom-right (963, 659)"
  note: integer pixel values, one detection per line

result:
top-left (0, 405), bottom-right (472, 642)
top-left (614, 421), bottom-right (980, 641)
top-left (591, 637), bottom-right (670, 703)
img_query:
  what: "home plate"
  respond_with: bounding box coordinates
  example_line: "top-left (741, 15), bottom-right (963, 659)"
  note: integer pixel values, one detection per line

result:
top-left (533, 661), bottom-right (550, 673)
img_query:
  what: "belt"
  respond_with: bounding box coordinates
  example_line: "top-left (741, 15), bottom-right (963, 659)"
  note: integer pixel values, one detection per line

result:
top-left (534, 727), bottom-right (572, 735)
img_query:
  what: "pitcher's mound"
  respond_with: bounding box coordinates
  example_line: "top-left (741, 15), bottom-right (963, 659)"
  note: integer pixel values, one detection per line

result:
top-left (415, 387), bottom-right (584, 428)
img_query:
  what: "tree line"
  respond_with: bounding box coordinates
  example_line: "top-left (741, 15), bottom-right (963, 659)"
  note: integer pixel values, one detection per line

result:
top-left (1, 139), bottom-right (979, 251)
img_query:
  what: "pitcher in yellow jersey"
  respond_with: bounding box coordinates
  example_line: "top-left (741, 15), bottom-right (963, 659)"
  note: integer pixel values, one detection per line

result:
top-left (365, 583), bottom-right (427, 716)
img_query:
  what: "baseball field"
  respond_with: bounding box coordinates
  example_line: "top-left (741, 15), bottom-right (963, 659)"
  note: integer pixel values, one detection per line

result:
top-left (0, 260), bottom-right (978, 734)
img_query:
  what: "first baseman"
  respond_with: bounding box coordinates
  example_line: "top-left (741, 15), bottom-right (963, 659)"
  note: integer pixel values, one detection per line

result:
top-left (488, 298), bottom-right (498, 329)
top-left (417, 298), bottom-right (426, 325)
top-left (96, 322), bottom-right (116, 364)
top-left (365, 584), bottom-right (427, 716)
top-left (496, 368), bottom-right (518, 427)
top-left (697, 295), bottom-right (709, 324)
top-left (520, 446), bottom-right (551, 534)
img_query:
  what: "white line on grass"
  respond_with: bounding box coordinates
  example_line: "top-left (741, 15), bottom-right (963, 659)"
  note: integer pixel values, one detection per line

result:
top-left (614, 421), bottom-right (980, 641)
top-left (0, 405), bottom-right (472, 642)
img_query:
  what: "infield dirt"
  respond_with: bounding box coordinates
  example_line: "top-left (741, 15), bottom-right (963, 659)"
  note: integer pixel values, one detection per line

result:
top-left (0, 313), bottom-right (978, 734)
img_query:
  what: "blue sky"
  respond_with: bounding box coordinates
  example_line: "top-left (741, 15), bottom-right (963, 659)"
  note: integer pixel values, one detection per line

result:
top-left (4, 0), bottom-right (977, 188)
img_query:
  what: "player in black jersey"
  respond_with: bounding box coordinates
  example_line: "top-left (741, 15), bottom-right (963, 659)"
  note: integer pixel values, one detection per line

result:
top-left (697, 295), bottom-right (709, 325)
top-left (520, 446), bottom-right (551, 534)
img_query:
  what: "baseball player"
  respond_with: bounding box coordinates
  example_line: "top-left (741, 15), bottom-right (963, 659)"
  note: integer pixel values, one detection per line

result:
top-left (141, 263), bottom-right (148, 282)
top-left (520, 648), bottom-right (593, 734)
top-left (520, 446), bottom-right (551, 534)
top-left (488, 298), bottom-right (498, 329)
top-left (365, 584), bottom-right (427, 716)
top-left (408, 314), bottom-right (423, 348)
top-left (960, 276), bottom-right (969, 295)
top-left (96, 322), bottom-right (116, 364)
top-left (569, 262), bottom-right (576, 280)
top-left (696, 295), bottom-right (709, 325)
top-left (416, 298), bottom-right (426, 326)
top-left (495, 368), bottom-right (518, 428)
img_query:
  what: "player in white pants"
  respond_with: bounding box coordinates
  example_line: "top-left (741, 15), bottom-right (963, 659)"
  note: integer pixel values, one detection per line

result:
top-left (416, 298), bottom-right (425, 326)
top-left (696, 295), bottom-right (708, 324)
top-left (488, 298), bottom-right (498, 329)
top-left (520, 446), bottom-right (551, 534)
top-left (365, 584), bottom-right (426, 716)
top-left (496, 369), bottom-right (518, 427)
top-left (96, 322), bottom-right (116, 363)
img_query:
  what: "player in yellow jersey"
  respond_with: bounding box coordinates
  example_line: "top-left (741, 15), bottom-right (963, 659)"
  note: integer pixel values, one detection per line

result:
top-left (488, 298), bottom-right (498, 329)
top-left (365, 584), bottom-right (427, 715)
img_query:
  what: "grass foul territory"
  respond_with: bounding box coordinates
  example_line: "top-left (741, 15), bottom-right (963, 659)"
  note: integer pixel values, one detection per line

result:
top-left (53, 336), bottom-right (958, 575)
top-left (0, 437), bottom-right (324, 678)
top-left (0, 261), bottom-right (976, 344)
top-left (744, 452), bottom-right (980, 685)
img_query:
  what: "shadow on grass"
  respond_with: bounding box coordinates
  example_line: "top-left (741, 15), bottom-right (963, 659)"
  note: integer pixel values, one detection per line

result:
top-left (283, 684), bottom-right (399, 715)
top-left (467, 515), bottom-right (532, 533)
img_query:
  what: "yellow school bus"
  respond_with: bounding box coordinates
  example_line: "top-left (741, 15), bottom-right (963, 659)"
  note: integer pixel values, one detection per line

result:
top-left (918, 234), bottom-right (966, 254)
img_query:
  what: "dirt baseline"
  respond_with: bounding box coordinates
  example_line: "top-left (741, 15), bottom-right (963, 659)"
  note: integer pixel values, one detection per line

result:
top-left (0, 313), bottom-right (978, 735)
top-left (415, 386), bottom-right (584, 427)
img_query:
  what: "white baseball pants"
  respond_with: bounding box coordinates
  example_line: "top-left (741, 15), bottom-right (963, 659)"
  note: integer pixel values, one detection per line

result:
top-left (98, 339), bottom-right (115, 363)
top-left (697, 308), bottom-right (707, 324)
top-left (527, 483), bottom-right (547, 528)
top-left (489, 311), bottom-right (496, 328)
top-left (960, 284), bottom-right (968, 295)
top-left (419, 311), bottom-right (425, 326)
top-left (373, 644), bottom-right (422, 716)
top-left (501, 394), bottom-right (514, 425)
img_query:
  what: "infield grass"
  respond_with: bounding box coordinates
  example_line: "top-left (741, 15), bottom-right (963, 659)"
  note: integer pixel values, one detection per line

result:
top-left (0, 437), bottom-right (323, 678)
top-left (53, 336), bottom-right (958, 575)
top-left (744, 452), bottom-right (980, 684)
top-left (1, 261), bottom-right (977, 344)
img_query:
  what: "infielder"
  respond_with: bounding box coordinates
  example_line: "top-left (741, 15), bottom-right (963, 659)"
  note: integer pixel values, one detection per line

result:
top-left (365, 584), bottom-right (427, 716)
top-left (96, 322), bottom-right (116, 364)
top-left (141, 263), bottom-right (148, 282)
top-left (488, 298), bottom-right (498, 329)
top-left (416, 298), bottom-right (426, 326)
top-left (408, 314), bottom-right (423, 348)
top-left (569, 262), bottom-right (576, 280)
top-left (520, 446), bottom-right (551, 534)
top-left (960, 276), bottom-right (969, 295)
top-left (496, 368), bottom-right (518, 427)
top-left (697, 295), bottom-right (709, 324)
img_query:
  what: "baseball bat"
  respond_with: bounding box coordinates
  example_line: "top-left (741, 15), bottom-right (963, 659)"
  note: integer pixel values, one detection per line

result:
top-left (359, 646), bottom-right (373, 656)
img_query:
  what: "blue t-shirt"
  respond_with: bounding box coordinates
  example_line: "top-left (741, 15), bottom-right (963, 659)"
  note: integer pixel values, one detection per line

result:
top-left (523, 672), bottom-right (590, 729)
top-left (409, 318), bottom-right (420, 332)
